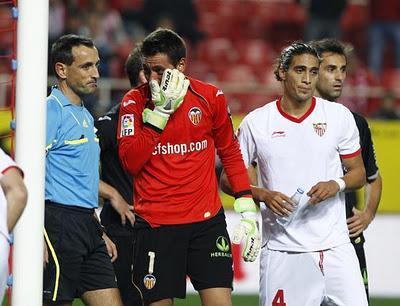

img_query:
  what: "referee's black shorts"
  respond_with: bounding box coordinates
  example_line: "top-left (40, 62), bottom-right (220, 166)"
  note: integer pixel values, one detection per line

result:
top-left (43, 202), bottom-right (117, 303)
top-left (132, 209), bottom-right (233, 303)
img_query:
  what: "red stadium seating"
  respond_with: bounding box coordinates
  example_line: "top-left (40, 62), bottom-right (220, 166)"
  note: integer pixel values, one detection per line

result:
top-left (236, 39), bottom-right (275, 70)
top-left (216, 64), bottom-right (257, 84)
top-left (381, 69), bottom-right (400, 95)
top-left (197, 37), bottom-right (239, 65)
top-left (110, 0), bottom-right (144, 10)
top-left (225, 93), bottom-right (271, 114)
top-left (186, 60), bottom-right (216, 82)
top-left (341, 4), bottom-right (369, 31)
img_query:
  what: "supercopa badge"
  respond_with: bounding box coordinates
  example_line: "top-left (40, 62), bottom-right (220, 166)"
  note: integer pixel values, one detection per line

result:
top-left (143, 274), bottom-right (156, 290)
top-left (188, 107), bottom-right (202, 125)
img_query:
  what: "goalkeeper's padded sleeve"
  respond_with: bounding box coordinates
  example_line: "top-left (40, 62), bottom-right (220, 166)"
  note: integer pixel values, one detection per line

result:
top-left (142, 108), bottom-right (169, 131)
top-left (234, 197), bottom-right (257, 214)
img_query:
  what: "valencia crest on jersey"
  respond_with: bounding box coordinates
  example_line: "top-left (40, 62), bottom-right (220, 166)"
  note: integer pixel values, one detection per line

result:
top-left (188, 107), bottom-right (202, 125)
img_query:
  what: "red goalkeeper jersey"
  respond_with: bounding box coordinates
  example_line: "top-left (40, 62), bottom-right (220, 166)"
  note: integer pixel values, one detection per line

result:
top-left (118, 77), bottom-right (251, 226)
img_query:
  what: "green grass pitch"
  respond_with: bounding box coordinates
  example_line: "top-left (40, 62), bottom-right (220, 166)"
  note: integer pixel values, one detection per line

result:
top-left (3, 294), bottom-right (400, 305)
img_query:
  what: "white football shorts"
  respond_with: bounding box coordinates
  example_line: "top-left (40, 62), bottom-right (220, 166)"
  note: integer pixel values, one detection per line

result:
top-left (259, 243), bottom-right (368, 306)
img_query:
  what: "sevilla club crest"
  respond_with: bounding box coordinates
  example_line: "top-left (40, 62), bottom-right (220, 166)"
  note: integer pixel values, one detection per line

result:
top-left (313, 123), bottom-right (327, 137)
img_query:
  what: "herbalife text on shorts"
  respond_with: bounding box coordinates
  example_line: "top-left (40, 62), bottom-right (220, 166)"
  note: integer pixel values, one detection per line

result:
top-left (152, 140), bottom-right (208, 156)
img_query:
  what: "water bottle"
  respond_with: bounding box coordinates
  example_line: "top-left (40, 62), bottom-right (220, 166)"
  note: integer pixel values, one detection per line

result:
top-left (276, 188), bottom-right (304, 227)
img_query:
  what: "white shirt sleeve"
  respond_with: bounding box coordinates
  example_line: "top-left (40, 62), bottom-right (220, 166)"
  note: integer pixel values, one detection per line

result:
top-left (338, 106), bottom-right (361, 158)
top-left (237, 116), bottom-right (257, 168)
top-left (0, 148), bottom-right (17, 180)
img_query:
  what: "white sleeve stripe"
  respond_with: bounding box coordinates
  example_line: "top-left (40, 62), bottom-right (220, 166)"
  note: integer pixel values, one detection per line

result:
top-left (49, 95), bottom-right (63, 108)
top-left (368, 170), bottom-right (379, 181)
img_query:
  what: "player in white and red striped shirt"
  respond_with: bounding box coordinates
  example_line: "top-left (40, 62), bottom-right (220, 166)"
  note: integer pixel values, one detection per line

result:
top-left (222, 42), bottom-right (368, 305)
top-left (0, 148), bottom-right (27, 302)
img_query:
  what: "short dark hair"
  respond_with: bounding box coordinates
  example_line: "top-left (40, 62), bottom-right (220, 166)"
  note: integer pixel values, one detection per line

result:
top-left (274, 42), bottom-right (320, 81)
top-left (125, 45), bottom-right (145, 88)
top-left (141, 28), bottom-right (186, 66)
top-left (310, 38), bottom-right (352, 61)
top-left (51, 34), bottom-right (95, 75)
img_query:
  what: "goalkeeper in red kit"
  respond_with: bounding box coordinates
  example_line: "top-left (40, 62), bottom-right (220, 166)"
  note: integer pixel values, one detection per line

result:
top-left (117, 28), bottom-right (260, 306)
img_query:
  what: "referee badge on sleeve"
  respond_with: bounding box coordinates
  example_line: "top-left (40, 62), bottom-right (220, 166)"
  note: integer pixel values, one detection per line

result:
top-left (121, 114), bottom-right (134, 137)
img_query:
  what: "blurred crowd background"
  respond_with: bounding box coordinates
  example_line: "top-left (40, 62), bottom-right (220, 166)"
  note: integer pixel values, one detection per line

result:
top-left (1, 0), bottom-right (400, 137)
top-left (0, 2), bottom-right (399, 303)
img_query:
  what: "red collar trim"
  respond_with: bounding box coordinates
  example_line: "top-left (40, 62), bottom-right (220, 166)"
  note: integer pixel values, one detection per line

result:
top-left (277, 97), bottom-right (316, 123)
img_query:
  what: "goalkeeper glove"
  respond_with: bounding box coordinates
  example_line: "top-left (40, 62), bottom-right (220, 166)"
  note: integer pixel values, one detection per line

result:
top-left (232, 197), bottom-right (261, 262)
top-left (143, 69), bottom-right (190, 130)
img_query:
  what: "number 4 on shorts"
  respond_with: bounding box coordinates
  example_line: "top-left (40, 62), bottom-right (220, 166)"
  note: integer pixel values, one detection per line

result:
top-left (272, 289), bottom-right (286, 306)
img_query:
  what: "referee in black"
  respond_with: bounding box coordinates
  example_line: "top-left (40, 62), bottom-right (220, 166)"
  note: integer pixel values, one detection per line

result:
top-left (312, 38), bottom-right (383, 303)
top-left (95, 46), bottom-right (147, 306)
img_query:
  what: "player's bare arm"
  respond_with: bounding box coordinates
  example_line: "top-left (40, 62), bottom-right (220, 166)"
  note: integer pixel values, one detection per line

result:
top-left (251, 186), bottom-right (294, 217)
top-left (220, 167), bottom-right (293, 217)
top-left (250, 162), bottom-right (291, 215)
top-left (341, 153), bottom-right (366, 190)
top-left (308, 154), bottom-right (366, 205)
top-left (347, 173), bottom-right (382, 237)
top-left (1, 167), bottom-right (27, 232)
top-left (220, 164), bottom-right (263, 207)
top-left (92, 211), bottom-right (118, 262)
top-left (220, 165), bottom-right (257, 194)
top-left (102, 233), bottom-right (118, 263)
top-left (220, 164), bottom-right (259, 198)
top-left (247, 164), bottom-right (258, 186)
top-left (99, 180), bottom-right (135, 226)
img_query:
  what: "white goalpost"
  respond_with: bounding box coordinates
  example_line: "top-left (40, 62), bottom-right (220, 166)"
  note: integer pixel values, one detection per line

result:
top-left (12, 1), bottom-right (49, 305)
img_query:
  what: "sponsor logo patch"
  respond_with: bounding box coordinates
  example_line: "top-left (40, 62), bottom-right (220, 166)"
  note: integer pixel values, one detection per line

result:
top-left (362, 268), bottom-right (368, 285)
top-left (216, 236), bottom-right (230, 252)
top-left (313, 123), bottom-right (327, 137)
top-left (98, 115), bottom-right (111, 121)
top-left (120, 114), bottom-right (134, 136)
top-left (210, 236), bottom-right (232, 258)
top-left (162, 70), bottom-right (172, 91)
top-left (143, 274), bottom-right (156, 290)
top-left (123, 99), bottom-right (136, 107)
top-left (188, 107), bottom-right (202, 125)
top-left (272, 130), bottom-right (286, 138)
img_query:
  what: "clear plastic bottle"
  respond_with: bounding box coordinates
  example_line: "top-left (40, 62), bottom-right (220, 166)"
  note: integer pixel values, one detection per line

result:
top-left (276, 188), bottom-right (305, 227)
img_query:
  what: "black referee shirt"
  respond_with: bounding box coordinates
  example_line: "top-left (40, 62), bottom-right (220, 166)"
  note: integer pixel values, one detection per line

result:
top-left (95, 103), bottom-right (134, 232)
top-left (345, 112), bottom-right (379, 218)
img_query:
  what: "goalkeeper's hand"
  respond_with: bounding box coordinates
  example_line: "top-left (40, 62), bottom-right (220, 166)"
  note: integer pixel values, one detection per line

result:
top-left (143, 68), bottom-right (190, 130)
top-left (232, 197), bottom-right (261, 262)
top-left (151, 68), bottom-right (190, 115)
